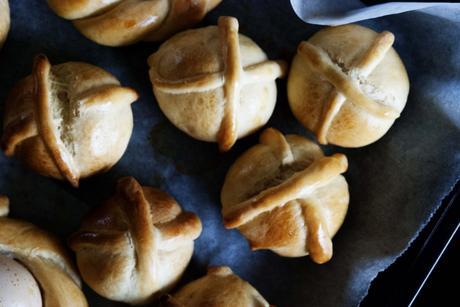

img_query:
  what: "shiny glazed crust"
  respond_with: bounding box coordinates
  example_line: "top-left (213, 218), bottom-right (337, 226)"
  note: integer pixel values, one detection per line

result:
top-left (221, 128), bottom-right (349, 263)
top-left (149, 16), bottom-right (287, 151)
top-left (68, 177), bottom-right (202, 305)
top-left (47, 0), bottom-right (222, 46)
top-left (1, 55), bottom-right (138, 187)
top-left (161, 266), bottom-right (270, 307)
top-left (0, 0), bottom-right (9, 48)
top-left (288, 24), bottom-right (409, 147)
top-left (0, 196), bottom-right (88, 307)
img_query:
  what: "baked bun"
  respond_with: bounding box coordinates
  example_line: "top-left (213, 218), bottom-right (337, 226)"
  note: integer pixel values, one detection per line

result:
top-left (47, 0), bottom-right (222, 46)
top-left (148, 16), bottom-right (287, 151)
top-left (0, 0), bottom-right (9, 48)
top-left (69, 177), bottom-right (202, 305)
top-left (0, 196), bottom-right (88, 307)
top-left (161, 266), bottom-right (270, 307)
top-left (288, 24), bottom-right (409, 147)
top-left (1, 55), bottom-right (138, 187)
top-left (221, 128), bottom-right (349, 263)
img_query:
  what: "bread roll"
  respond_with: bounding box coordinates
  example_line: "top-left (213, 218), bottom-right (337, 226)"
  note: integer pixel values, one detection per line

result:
top-left (288, 24), bottom-right (409, 147)
top-left (161, 266), bottom-right (270, 307)
top-left (69, 177), bottom-right (202, 305)
top-left (0, 196), bottom-right (88, 307)
top-left (47, 0), bottom-right (222, 46)
top-left (221, 128), bottom-right (349, 263)
top-left (1, 55), bottom-right (137, 187)
top-left (148, 16), bottom-right (286, 151)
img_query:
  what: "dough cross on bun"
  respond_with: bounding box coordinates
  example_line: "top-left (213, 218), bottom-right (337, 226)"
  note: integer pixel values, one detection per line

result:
top-left (297, 31), bottom-right (400, 144)
top-left (151, 16), bottom-right (287, 151)
top-left (221, 128), bottom-right (349, 263)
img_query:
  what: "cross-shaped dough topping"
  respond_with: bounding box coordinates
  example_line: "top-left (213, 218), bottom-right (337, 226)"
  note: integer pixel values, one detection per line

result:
top-left (298, 31), bottom-right (400, 144)
top-left (152, 16), bottom-right (287, 151)
top-left (223, 128), bottom-right (348, 263)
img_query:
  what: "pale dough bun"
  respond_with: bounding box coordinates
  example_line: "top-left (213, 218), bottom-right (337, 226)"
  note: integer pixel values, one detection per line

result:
top-left (69, 177), bottom-right (202, 305)
top-left (161, 266), bottom-right (270, 307)
top-left (148, 16), bottom-right (287, 152)
top-left (47, 0), bottom-right (222, 46)
top-left (288, 24), bottom-right (409, 147)
top-left (0, 0), bottom-right (9, 48)
top-left (0, 196), bottom-right (88, 307)
top-left (221, 128), bottom-right (349, 263)
top-left (1, 55), bottom-right (137, 187)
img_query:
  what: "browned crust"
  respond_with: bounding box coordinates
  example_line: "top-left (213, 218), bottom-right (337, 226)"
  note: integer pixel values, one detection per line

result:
top-left (80, 85), bottom-right (138, 107)
top-left (145, 0), bottom-right (222, 42)
top-left (299, 199), bottom-right (333, 264)
top-left (1, 76), bottom-right (38, 156)
top-left (217, 16), bottom-right (241, 152)
top-left (34, 54), bottom-right (80, 187)
top-left (221, 128), bottom-right (349, 263)
top-left (47, 0), bottom-right (122, 20)
top-left (0, 195), bottom-right (9, 217)
top-left (297, 41), bottom-right (400, 120)
top-left (161, 266), bottom-right (270, 307)
top-left (156, 212), bottom-right (202, 241)
top-left (160, 294), bottom-right (186, 307)
top-left (68, 177), bottom-right (202, 303)
top-left (223, 153), bottom-right (348, 228)
top-left (148, 16), bottom-right (286, 151)
top-left (314, 31), bottom-right (396, 144)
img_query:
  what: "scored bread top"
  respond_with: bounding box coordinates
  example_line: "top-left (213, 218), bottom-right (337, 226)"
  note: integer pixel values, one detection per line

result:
top-left (221, 128), bottom-right (349, 263)
top-left (288, 24), bottom-right (409, 147)
top-left (148, 16), bottom-right (287, 151)
top-left (1, 55), bottom-right (138, 186)
top-left (68, 177), bottom-right (202, 305)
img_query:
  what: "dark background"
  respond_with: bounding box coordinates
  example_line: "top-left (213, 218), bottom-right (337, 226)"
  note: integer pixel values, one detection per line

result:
top-left (362, 181), bottom-right (459, 306)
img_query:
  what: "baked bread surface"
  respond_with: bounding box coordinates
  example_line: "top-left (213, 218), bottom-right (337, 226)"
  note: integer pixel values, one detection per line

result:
top-left (47, 0), bottom-right (222, 46)
top-left (161, 266), bottom-right (270, 307)
top-left (148, 16), bottom-right (287, 151)
top-left (221, 128), bottom-right (349, 263)
top-left (69, 177), bottom-right (202, 305)
top-left (0, 196), bottom-right (88, 307)
top-left (1, 55), bottom-right (137, 187)
top-left (288, 24), bottom-right (409, 147)
top-left (0, 0), bottom-right (9, 48)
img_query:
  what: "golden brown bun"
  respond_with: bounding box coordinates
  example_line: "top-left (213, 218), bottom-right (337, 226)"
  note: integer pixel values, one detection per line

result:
top-left (1, 55), bottom-right (138, 187)
top-left (288, 24), bottom-right (409, 147)
top-left (161, 266), bottom-right (270, 307)
top-left (0, 0), bottom-right (9, 48)
top-left (221, 128), bottom-right (349, 263)
top-left (148, 16), bottom-right (287, 151)
top-left (47, 0), bottom-right (222, 46)
top-left (69, 177), bottom-right (202, 305)
top-left (0, 196), bottom-right (88, 307)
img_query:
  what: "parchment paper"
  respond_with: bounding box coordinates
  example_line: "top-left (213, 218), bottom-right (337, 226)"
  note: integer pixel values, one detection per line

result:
top-left (0, 1), bottom-right (459, 306)
top-left (291, 0), bottom-right (460, 25)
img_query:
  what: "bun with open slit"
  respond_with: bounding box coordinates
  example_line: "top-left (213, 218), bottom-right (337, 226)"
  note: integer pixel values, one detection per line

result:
top-left (221, 128), bottom-right (349, 264)
top-left (161, 266), bottom-right (270, 307)
top-left (68, 177), bottom-right (202, 305)
top-left (0, 0), bottom-right (9, 48)
top-left (47, 0), bottom-right (222, 46)
top-left (1, 55), bottom-right (138, 187)
top-left (0, 196), bottom-right (88, 307)
top-left (288, 24), bottom-right (409, 147)
top-left (148, 16), bottom-right (287, 152)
